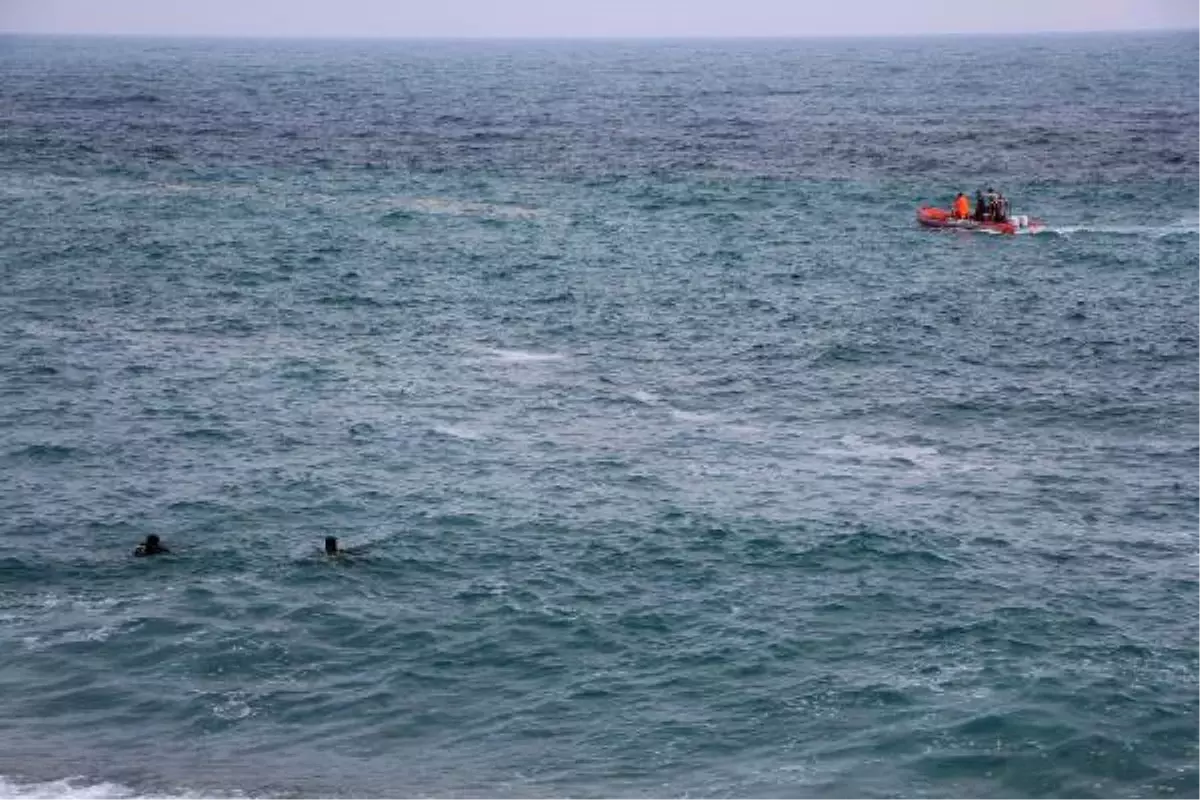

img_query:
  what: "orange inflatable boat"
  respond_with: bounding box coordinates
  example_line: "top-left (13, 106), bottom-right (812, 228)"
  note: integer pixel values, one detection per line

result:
top-left (917, 206), bottom-right (1045, 235)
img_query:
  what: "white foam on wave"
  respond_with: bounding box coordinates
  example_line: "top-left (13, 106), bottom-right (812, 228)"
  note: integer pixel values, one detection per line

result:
top-left (820, 434), bottom-right (945, 470)
top-left (0, 777), bottom-right (247, 800)
top-left (485, 348), bottom-right (567, 364)
top-left (431, 422), bottom-right (485, 441)
top-left (621, 386), bottom-right (724, 424)
top-left (22, 625), bottom-right (121, 651)
top-left (11, 592), bottom-right (155, 652)
top-left (815, 433), bottom-right (1012, 478)
top-left (669, 408), bottom-right (718, 424)
top-left (628, 389), bottom-right (661, 405)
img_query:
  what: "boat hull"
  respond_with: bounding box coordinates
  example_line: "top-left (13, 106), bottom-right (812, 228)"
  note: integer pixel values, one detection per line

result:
top-left (917, 206), bottom-right (1044, 235)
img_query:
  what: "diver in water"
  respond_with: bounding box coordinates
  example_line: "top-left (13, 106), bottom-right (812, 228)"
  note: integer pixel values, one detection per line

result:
top-left (323, 536), bottom-right (370, 560)
top-left (133, 534), bottom-right (170, 557)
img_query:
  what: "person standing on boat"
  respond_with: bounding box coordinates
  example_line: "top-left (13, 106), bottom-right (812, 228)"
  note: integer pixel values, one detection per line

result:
top-left (952, 192), bottom-right (970, 219)
top-left (985, 187), bottom-right (999, 221)
top-left (973, 190), bottom-right (986, 221)
top-left (995, 193), bottom-right (1009, 223)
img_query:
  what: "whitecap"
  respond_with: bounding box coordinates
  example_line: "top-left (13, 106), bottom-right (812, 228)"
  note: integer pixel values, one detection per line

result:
top-left (62, 625), bottom-right (118, 644)
top-left (485, 348), bottom-right (567, 364)
top-left (431, 423), bottom-right (484, 441)
top-left (669, 408), bottom-right (718, 423)
top-left (628, 389), bottom-right (661, 405)
top-left (0, 775), bottom-right (211, 799)
top-left (823, 434), bottom-right (943, 470)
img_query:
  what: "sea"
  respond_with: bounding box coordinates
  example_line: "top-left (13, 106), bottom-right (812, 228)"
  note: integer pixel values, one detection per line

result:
top-left (0, 30), bottom-right (1197, 799)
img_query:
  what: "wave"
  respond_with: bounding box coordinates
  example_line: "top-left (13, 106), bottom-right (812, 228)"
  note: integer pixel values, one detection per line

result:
top-left (668, 408), bottom-right (718, 424)
top-left (620, 387), bottom-right (719, 424)
top-left (627, 389), bottom-right (661, 406)
top-left (76, 92), bottom-right (162, 109)
top-left (817, 434), bottom-right (946, 471)
top-left (811, 434), bottom-right (1020, 487)
top-left (484, 348), bottom-right (567, 364)
top-left (0, 777), bottom-right (247, 800)
top-left (380, 197), bottom-right (543, 221)
top-left (8, 443), bottom-right (81, 463)
top-left (430, 422), bottom-right (485, 441)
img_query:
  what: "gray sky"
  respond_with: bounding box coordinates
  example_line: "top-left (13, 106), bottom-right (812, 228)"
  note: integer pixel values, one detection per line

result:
top-left (3, 0), bottom-right (1197, 38)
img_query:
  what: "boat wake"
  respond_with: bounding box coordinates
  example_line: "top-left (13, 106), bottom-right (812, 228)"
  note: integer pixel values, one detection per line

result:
top-left (1048, 216), bottom-right (1200, 239)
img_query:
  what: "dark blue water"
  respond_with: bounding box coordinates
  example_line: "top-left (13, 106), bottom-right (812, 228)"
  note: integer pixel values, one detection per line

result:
top-left (1, 31), bottom-right (1197, 799)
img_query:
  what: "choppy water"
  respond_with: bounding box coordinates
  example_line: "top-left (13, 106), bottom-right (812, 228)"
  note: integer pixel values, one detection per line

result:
top-left (1, 31), bottom-right (1197, 799)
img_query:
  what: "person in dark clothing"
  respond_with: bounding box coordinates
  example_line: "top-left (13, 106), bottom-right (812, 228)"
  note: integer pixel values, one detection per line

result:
top-left (974, 190), bottom-right (986, 221)
top-left (985, 187), bottom-right (999, 221)
top-left (133, 534), bottom-right (170, 557)
top-left (995, 194), bottom-right (1009, 223)
top-left (325, 536), bottom-right (340, 556)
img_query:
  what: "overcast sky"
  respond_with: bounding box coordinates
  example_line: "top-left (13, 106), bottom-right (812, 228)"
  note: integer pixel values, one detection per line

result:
top-left (2, 0), bottom-right (1197, 38)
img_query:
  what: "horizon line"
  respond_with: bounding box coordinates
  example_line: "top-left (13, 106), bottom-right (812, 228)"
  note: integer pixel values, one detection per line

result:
top-left (1, 26), bottom-right (1196, 42)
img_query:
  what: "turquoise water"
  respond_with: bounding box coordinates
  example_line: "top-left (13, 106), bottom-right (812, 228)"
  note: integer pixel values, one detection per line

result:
top-left (0, 32), bottom-right (1197, 798)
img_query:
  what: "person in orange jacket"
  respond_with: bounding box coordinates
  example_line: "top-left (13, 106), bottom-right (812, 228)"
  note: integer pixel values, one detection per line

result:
top-left (952, 192), bottom-right (970, 219)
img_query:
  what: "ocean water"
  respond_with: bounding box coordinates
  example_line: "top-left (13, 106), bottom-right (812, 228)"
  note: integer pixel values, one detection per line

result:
top-left (0, 31), bottom-right (1197, 798)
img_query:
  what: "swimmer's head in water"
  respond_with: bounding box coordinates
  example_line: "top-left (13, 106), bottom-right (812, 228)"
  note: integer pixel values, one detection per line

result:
top-left (325, 536), bottom-right (338, 555)
top-left (134, 534), bottom-right (169, 557)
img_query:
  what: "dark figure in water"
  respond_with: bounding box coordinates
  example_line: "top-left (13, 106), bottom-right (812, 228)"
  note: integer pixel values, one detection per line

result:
top-left (323, 536), bottom-right (367, 560)
top-left (133, 534), bottom-right (169, 557)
